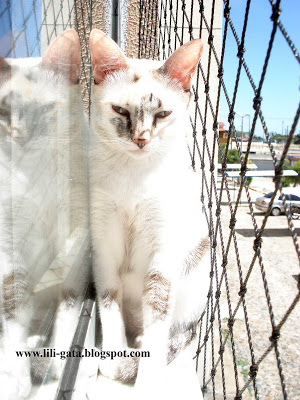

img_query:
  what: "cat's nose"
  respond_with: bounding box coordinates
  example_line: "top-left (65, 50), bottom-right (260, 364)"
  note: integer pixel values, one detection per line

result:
top-left (11, 128), bottom-right (28, 145)
top-left (132, 130), bottom-right (151, 148)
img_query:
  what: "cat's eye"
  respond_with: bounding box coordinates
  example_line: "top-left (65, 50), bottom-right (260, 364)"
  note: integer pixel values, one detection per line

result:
top-left (0, 108), bottom-right (10, 118)
top-left (112, 105), bottom-right (130, 118)
top-left (155, 110), bottom-right (172, 119)
top-left (43, 103), bottom-right (55, 112)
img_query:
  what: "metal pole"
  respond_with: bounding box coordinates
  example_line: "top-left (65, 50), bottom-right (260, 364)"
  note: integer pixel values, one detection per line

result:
top-left (248, 114), bottom-right (250, 137)
top-left (55, 284), bottom-right (96, 400)
top-left (111, 0), bottom-right (120, 45)
top-left (241, 116), bottom-right (243, 154)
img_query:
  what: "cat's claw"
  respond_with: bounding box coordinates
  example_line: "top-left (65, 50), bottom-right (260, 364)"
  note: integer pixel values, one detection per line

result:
top-left (51, 357), bottom-right (65, 380)
top-left (0, 352), bottom-right (32, 400)
top-left (0, 372), bottom-right (32, 400)
top-left (98, 358), bottom-right (120, 380)
top-left (99, 356), bottom-right (138, 383)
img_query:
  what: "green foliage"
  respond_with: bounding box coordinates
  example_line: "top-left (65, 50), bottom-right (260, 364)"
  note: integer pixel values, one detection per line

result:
top-left (252, 135), bottom-right (264, 142)
top-left (218, 145), bottom-right (240, 164)
top-left (282, 161), bottom-right (300, 187)
top-left (294, 134), bottom-right (300, 145)
top-left (218, 145), bottom-right (253, 185)
top-left (270, 132), bottom-right (286, 143)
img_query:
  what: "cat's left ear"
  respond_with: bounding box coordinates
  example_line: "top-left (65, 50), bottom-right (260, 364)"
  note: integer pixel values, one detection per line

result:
top-left (89, 29), bottom-right (127, 84)
top-left (42, 29), bottom-right (81, 84)
top-left (160, 39), bottom-right (203, 91)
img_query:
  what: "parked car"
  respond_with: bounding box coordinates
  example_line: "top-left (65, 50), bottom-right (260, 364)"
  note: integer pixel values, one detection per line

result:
top-left (255, 188), bottom-right (300, 216)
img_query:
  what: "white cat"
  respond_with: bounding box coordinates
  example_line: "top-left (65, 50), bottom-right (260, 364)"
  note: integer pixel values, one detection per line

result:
top-left (89, 29), bottom-right (211, 387)
top-left (0, 30), bottom-right (89, 399)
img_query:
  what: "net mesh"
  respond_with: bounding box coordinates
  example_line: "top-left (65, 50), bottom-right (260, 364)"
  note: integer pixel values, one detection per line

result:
top-left (139, 1), bottom-right (299, 399)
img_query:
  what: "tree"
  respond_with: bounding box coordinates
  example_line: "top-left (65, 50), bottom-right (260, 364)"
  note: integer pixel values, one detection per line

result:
top-left (293, 134), bottom-right (300, 145)
top-left (270, 132), bottom-right (286, 143)
top-left (282, 160), bottom-right (300, 187)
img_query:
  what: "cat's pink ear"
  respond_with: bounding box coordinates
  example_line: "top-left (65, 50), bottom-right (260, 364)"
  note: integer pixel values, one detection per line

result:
top-left (90, 29), bottom-right (127, 84)
top-left (160, 39), bottom-right (203, 91)
top-left (42, 29), bottom-right (81, 84)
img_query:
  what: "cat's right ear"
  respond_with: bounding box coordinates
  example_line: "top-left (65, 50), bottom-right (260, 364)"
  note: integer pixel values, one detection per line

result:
top-left (42, 29), bottom-right (81, 84)
top-left (90, 29), bottom-right (127, 84)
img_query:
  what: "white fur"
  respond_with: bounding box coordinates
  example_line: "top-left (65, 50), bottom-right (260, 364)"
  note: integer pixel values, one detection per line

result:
top-left (0, 58), bottom-right (89, 398)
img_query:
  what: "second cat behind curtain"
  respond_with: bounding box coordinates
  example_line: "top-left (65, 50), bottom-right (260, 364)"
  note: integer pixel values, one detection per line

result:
top-left (89, 30), bottom-right (211, 387)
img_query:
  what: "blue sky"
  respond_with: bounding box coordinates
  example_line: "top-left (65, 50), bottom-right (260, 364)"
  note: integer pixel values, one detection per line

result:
top-left (0, 0), bottom-right (42, 57)
top-left (219, 0), bottom-right (300, 138)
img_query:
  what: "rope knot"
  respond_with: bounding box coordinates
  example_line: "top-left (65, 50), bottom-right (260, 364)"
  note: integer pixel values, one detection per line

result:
top-left (224, 3), bottom-right (231, 19)
top-left (253, 236), bottom-right (263, 251)
top-left (237, 45), bottom-right (245, 59)
top-left (213, 121), bottom-right (218, 131)
top-left (249, 364), bottom-right (258, 378)
top-left (227, 317), bottom-right (234, 328)
top-left (269, 328), bottom-right (280, 342)
top-left (240, 163), bottom-right (248, 176)
top-left (271, 4), bottom-right (281, 22)
top-left (229, 217), bottom-right (237, 230)
top-left (218, 66), bottom-right (224, 78)
top-left (219, 345), bottom-right (225, 355)
top-left (253, 95), bottom-right (262, 111)
top-left (238, 284), bottom-right (247, 297)
top-left (273, 166), bottom-right (283, 185)
top-left (228, 111), bottom-right (235, 123)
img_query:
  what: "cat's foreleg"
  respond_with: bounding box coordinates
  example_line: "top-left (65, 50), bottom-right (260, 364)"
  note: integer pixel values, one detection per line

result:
top-left (95, 265), bottom-right (139, 382)
top-left (50, 290), bottom-right (82, 380)
top-left (1, 254), bottom-right (32, 399)
top-left (135, 255), bottom-right (178, 387)
top-left (92, 217), bottom-right (135, 381)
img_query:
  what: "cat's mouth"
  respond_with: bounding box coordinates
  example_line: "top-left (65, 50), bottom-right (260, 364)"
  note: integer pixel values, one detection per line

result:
top-left (128, 145), bottom-right (150, 158)
top-left (129, 147), bottom-right (147, 153)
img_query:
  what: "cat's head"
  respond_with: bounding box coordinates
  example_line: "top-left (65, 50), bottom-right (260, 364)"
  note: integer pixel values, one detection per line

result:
top-left (90, 29), bottom-right (203, 160)
top-left (0, 29), bottom-right (81, 146)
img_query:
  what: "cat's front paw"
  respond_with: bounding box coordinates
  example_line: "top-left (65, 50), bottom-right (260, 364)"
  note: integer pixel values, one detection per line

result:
top-left (99, 355), bottom-right (138, 383)
top-left (0, 361), bottom-right (32, 400)
top-left (51, 357), bottom-right (66, 380)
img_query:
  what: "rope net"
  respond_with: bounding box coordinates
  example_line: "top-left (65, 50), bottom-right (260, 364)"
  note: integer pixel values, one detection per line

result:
top-left (139, 1), bottom-right (299, 399)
